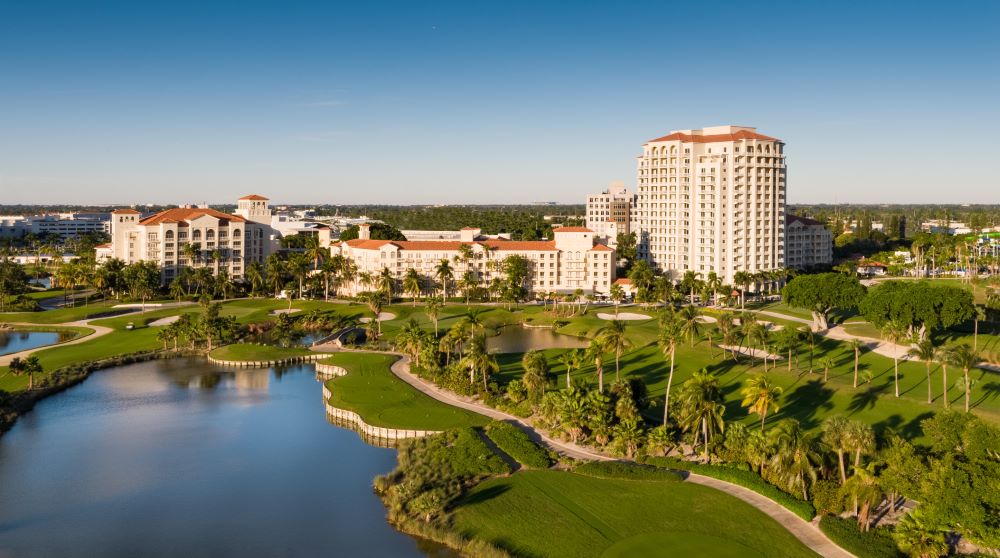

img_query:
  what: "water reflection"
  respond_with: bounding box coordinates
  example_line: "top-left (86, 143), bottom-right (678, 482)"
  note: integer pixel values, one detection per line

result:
top-left (0, 358), bottom-right (439, 558)
top-left (0, 329), bottom-right (75, 356)
top-left (485, 325), bottom-right (590, 353)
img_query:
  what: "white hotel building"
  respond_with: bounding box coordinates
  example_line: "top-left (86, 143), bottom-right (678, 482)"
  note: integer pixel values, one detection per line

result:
top-left (332, 224), bottom-right (615, 296)
top-left (632, 125), bottom-right (786, 284)
top-left (99, 195), bottom-right (274, 283)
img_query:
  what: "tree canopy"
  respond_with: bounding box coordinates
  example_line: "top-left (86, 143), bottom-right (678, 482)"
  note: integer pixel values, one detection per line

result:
top-left (781, 273), bottom-right (866, 330)
top-left (339, 223), bottom-right (407, 241)
top-left (859, 281), bottom-right (974, 337)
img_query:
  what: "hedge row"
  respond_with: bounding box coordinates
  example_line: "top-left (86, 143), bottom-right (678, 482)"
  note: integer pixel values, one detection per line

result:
top-left (818, 516), bottom-right (903, 558)
top-left (643, 456), bottom-right (816, 521)
top-left (574, 460), bottom-right (684, 482)
top-left (483, 421), bottom-right (554, 469)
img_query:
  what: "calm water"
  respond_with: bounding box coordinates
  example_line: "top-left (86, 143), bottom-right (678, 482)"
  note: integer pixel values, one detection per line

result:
top-left (486, 326), bottom-right (589, 353)
top-left (0, 359), bottom-right (441, 558)
top-left (0, 330), bottom-right (74, 356)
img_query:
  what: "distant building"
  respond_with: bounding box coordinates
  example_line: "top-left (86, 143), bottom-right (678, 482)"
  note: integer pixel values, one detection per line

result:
top-left (785, 214), bottom-right (833, 269)
top-left (331, 224), bottom-right (616, 296)
top-left (585, 181), bottom-right (635, 248)
top-left (633, 125), bottom-right (786, 284)
top-left (0, 212), bottom-right (110, 239)
top-left (399, 227), bottom-right (511, 242)
top-left (105, 195), bottom-right (274, 283)
top-left (921, 220), bottom-right (973, 235)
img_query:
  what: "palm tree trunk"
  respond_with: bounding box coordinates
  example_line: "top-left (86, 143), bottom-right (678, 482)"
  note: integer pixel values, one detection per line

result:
top-left (853, 350), bottom-right (859, 388)
top-left (837, 450), bottom-right (846, 484)
top-left (926, 361), bottom-right (932, 404)
top-left (964, 368), bottom-right (971, 412)
top-left (663, 349), bottom-right (675, 425)
top-left (942, 364), bottom-right (949, 409)
top-left (894, 357), bottom-right (900, 397)
top-left (702, 417), bottom-right (709, 461)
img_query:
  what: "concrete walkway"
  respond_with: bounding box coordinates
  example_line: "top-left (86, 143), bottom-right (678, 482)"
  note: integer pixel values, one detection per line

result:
top-left (313, 343), bottom-right (854, 558)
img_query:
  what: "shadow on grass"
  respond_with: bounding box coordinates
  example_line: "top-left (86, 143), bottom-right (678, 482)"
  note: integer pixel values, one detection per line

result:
top-left (781, 379), bottom-right (835, 430)
top-left (848, 384), bottom-right (889, 414)
top-left (458, 483), bottom-right (512, 506)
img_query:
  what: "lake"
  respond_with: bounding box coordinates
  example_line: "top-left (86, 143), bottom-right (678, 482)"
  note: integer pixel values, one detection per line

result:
top-left (486, 325), bottom-right (590, 353)
top-left (0, 329), bottom-right (75, 356)
top-left (0, 358), bottom-right (449, 558)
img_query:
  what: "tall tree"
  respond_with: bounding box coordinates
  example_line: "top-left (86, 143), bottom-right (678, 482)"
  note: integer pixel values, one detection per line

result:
top-left (658, 316), bottom-right (684, 425)
top-left (907, 339), bottom-right (938, 404)
top-left (677, 369), bottom-right (726, 461)
top-left (740, 374), bottom-right (783, 431)
top-left (781, 272), bottom-right (866, 331)
top-left (598, 320), bottom-right (632, 383)
top-left (945, 344), bottom-right (980, 412)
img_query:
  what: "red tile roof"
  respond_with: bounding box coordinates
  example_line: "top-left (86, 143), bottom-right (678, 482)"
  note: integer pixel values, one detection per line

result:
top-left (342, 239), bottom-right (559, 252)
top-left (786, 214), bottom-right (825, 226)
top-left (554, 226), bottom-right (593, 233)
top-left (112, 209), bottom-right (141, 214)
top-left (95, 243), bottom-right (112, 248)
top-left (139, 207), bottom-right (247, 226)
top-left (613, 278), bottom-right (632, 285)
top-left (239, 194), bottom-right (269, 200)
top-left (646, 129), bottom-right (779, 144)
top-left (589, 244), bottom-right (613, 252)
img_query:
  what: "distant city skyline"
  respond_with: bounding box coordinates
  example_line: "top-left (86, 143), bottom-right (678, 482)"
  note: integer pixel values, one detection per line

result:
top-left (1, 0), bottom-right (998, 205)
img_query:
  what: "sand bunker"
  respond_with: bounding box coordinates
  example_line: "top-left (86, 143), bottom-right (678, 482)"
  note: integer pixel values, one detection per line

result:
top-left (695, 315), bottom-right (718, 324)
top-left (148, 315), bottom-right (180, 327)
top-left (359, 312), bottom-right (396, 323)
top-left (597, 312), bottom-right (651, 321)
top-left (270, 309), bottom-right (302, 315)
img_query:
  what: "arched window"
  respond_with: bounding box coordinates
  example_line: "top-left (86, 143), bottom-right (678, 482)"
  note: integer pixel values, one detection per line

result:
top-left (193, 230), bottom-right (202, 241)
top-left (165, 230), bottom-right (174, 240)
top-left (206, 229), bottom-right (215, 239)
top-left (232, 228), bottom-right (240, 237)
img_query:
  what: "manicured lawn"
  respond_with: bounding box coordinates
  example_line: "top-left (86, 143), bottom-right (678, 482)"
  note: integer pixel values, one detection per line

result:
top-left (0, 301), bottom-right (122, 324)
top-left (322, 352), bottom-right (488, 430)
top-left (841, 321), bottom-right (882, 339)
top-left (209, 343), bottom-right (314, 361)
top-left (451, 470), bottom-right (818, 558)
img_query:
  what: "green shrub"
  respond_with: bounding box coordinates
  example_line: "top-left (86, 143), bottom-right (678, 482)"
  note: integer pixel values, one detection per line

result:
top-left (642, 456), bottom-right (816, 521)
top-left (812, 480), bottom-right (847, 515)
top-left (484, 421), bottom-right (554, 468)
top-left (818, 516), bottom-right (903, 558)
top-left (574, 460), bottom-right (684, 481)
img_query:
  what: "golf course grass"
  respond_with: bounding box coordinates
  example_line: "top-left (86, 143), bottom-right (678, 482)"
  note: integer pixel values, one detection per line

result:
top-left (322, 352), bottom-right (488, 430)
top-left (451, 469), bottom-right (818, 558)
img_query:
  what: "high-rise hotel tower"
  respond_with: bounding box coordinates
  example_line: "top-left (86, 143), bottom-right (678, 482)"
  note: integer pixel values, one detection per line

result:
top-left (632, 125), bottom-right (785, 284)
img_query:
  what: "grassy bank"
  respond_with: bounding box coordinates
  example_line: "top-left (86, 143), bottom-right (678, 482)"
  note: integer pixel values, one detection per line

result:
top-left (208, 343), bottom-right (313, 362)
top-left (322, 352), bottom-right (488, 430)
top-left (451, 469), bottom-right (819, 558)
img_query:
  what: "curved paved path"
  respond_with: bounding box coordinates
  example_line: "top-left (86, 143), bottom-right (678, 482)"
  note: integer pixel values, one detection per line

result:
top-left (313, 344), bottom-right (854, 558)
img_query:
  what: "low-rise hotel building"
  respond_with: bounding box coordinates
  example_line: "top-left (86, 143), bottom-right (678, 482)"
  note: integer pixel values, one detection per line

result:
top-left (332, 224), bottom-right (616, 296)
top-left (785, 214), bottom-right (833, 269)
top-left (101, 195), bottom-right (274, 283)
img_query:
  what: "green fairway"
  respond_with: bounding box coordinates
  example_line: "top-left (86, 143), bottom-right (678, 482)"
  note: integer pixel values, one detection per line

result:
top-left (322, 352), bottom-right (488, 430)
top-left (209, 343), bottom-right (314, 361)
top-left (451, 470), bottom-right (817, 558)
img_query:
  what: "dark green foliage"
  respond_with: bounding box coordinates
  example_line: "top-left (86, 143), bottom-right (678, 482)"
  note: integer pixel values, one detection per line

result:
top-left (574, 460), bottom-right (683, 481)
top-left (811, 479), bottom-right (847, 515)
top-left (781, 273), bottom-right (866, 323)
top-left (818, 516), bottom-right (903, 558)
top-left (0, 258), bottom-right (31, 312)
top-left (339, 222), bottom-right (407, 241)
top-left (860, 280), bottom-right (975, 333)
top-left (375, 428), bottom-right (509, 525)
top-left (483, 421), bottom-right (554, 468)
top-left (643, 456), bottom-right (817, 521)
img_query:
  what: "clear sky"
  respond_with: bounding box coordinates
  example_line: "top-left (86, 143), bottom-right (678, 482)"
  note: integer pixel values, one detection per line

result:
top-left (1, 0), bottom-right (997, 205)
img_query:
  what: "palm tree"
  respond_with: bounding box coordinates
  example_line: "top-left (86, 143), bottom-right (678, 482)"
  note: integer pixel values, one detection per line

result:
top-left (677, 369), bottom-right (726, 461)
top-left (843, 464), bottom-right (883, 532)
top-left (286, 253), bottom-right (311, 299)
top-left (973, 305), bottom-right (986, 351)
top-left (377, 266), bottom-right (395, 299)
top-left (658, 316), bottom-right (684, 425)
top-left (303, 234), bottom-right (327, 270)
top-left (609, 283), bottom-right (625, 317)
top-left (846, 420), bottom-right (875, 469)
top-left (598, 320), bottom-right (631, 382)
top-left (265, 254), bottom-right (286, 296)
top-left (740, 374), bottom-right (783, 431)
top-left (459, 270), bottom-right (478, 304)
top-left (403, 268), bottom-right (422, 305)
top-left (586, 338), bottom-right (608, 393)
top-left (435, 259), bottom-right (453, 300)
top-left (946, 343), bottom-right (980, 412)
top-left (768, 419), bottom-right (820, 500)
top-left (677, 305), bottom-right (701, 346)
top-left (848, 339), bottom-right (866, 388)
top-left (521, 350), bottom-right (549, 402)
top-left (359, 291), bottom-right (385, 338)
top-left (460, 335), bottom-right (498, 389)
top-left (893, 509), bottom-right (949, 558)
top-left (907, 339), bottom-right (938, 404)
top-left (819, 356), bottom-right (835, 383)
top-left (733, 270), bottom-right (752, 309)
top-left (706, 271), bottom-right (722, 306)
top-left (821, 416), bottom-right (852, 484)
top-left (8, 355), bottom-right (42, 390)
top-left (558, 349), bottom-right (582, 389)
top-left (425, 298), bottom-right (442, 336)
top-left (881, 321), bottom-right (908, 397)
top-left (748, 323), bottom-right (770, 369)
top-left (246, 262), bottom-right (264, 297)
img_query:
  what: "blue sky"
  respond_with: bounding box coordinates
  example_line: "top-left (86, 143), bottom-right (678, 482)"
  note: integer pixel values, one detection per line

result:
top-left (1, 0), bottom-right (997, 205)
